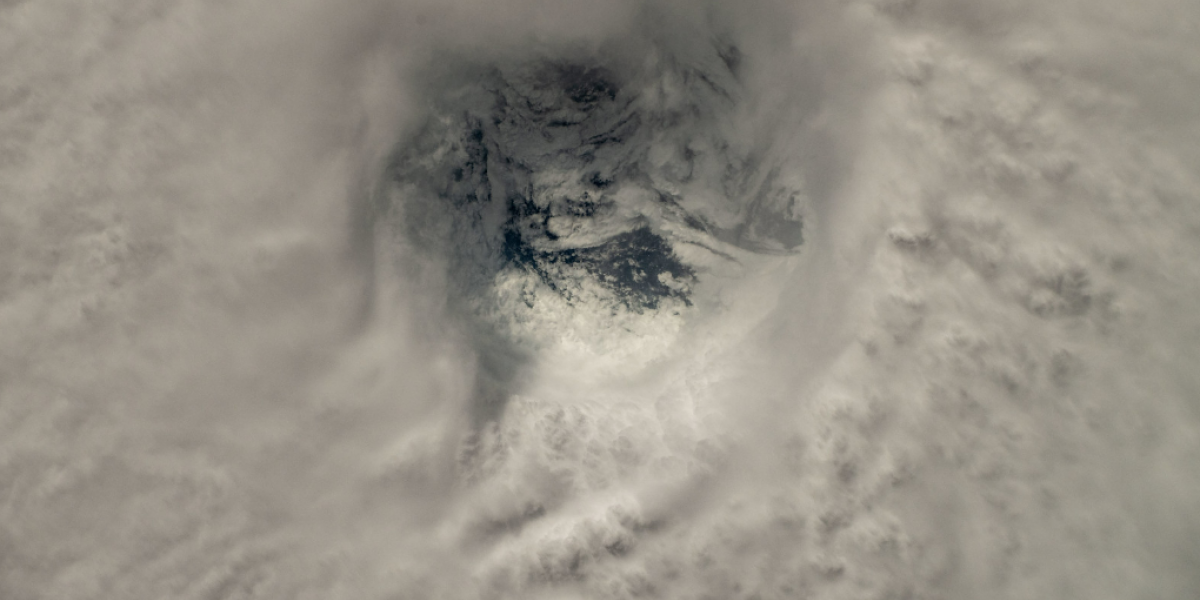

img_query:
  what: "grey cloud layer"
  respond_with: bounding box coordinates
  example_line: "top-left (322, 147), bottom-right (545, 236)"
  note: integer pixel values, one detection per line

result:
top-left (1, 0), bottom-right (1198, 599)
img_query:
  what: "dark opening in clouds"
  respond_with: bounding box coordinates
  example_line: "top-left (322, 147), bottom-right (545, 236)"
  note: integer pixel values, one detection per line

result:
top-left (387, 35), bottom-right (814, 332)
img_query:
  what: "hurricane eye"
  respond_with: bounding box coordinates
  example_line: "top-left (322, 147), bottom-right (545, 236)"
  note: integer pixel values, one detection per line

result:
top-left (389, 49), bottom-right (806, 332)
top-left (559, 65), bottom-right (618, 105)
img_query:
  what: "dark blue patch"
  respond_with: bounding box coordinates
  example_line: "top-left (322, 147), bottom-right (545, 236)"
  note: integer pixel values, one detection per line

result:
top-left (502, 219), bottom-right (694, 312)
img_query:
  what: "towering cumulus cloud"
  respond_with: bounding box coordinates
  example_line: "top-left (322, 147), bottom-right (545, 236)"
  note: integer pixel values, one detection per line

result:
top-left (2, 0), bottom-right (1198, 599)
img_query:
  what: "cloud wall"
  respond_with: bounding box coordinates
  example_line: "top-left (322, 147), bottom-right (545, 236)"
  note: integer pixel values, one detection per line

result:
top-left (1, 0), bottom-right (1198, 599)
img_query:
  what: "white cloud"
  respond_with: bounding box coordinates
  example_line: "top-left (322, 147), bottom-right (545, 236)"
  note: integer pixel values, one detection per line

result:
top-left (2, 0), bottom-right (1198, 598)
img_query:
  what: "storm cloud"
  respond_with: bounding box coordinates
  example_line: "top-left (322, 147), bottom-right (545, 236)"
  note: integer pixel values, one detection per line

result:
top-left (1, 1), bottom-right (1198, 599)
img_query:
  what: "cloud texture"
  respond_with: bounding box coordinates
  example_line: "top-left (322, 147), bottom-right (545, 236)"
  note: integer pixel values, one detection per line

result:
top-left (1, 0), bottom-right (1198, 599)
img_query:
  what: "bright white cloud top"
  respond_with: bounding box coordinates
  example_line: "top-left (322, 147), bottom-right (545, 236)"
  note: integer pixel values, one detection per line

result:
top-left (1, 1), bottom-right (1198, 599)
